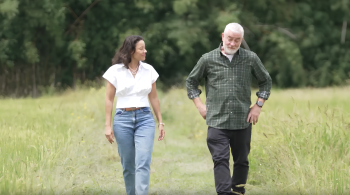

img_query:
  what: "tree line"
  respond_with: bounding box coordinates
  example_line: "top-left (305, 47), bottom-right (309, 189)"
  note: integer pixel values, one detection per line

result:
top-left (0, 0), bottom-right (349, 97)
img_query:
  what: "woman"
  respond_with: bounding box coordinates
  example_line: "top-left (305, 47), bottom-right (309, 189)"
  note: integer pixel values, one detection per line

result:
top-left (103, 35), bottom-right (165, 195)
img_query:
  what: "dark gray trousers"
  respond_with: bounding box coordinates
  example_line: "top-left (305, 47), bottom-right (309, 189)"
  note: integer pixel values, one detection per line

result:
top-left (207, 124), bottom-right (252, 195)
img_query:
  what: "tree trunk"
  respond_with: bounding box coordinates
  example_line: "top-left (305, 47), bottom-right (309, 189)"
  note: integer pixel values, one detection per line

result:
top-left (32, 63), bottom-right (37, 98)
top-left (341, 20), bottom-right (347, 44)
top-left (51, 68), bottom-right (56, 88)
top-left (15, 68), bottom-right (20, 97)
top-left (1, 70), bottom-right (6, 96)
top-left (82, 70), bottom-right (86, 84)
top-left (73, 66), bottom-right (76, 90)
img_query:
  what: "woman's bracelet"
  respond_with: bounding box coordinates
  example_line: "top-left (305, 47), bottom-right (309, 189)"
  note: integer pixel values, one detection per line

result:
top-left (158, 123), bottom-right (165, 127)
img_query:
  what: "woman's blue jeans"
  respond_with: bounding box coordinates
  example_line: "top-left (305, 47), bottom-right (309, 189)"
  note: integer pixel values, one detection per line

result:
top-left (113, 107), bottom-right (155, 195)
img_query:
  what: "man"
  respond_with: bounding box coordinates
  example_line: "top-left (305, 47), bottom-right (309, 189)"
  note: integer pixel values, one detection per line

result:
top-left (186, 23), bottom-right (272, 195)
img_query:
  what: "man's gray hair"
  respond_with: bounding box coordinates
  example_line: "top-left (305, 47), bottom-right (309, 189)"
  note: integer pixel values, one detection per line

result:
top-left (224, 23), bottom-right (244, 37)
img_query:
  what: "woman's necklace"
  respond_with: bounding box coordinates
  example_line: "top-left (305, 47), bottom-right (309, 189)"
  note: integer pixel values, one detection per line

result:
top-left (129, 66), bottom-right (139, 76)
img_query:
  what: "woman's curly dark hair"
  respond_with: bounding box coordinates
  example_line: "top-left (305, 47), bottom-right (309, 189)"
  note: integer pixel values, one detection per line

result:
top-left (111, 35), bottom-right (143, 69)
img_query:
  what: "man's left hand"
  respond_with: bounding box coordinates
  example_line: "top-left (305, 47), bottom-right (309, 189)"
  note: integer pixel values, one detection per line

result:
top-left (247, 104), bottom-right (261, 125)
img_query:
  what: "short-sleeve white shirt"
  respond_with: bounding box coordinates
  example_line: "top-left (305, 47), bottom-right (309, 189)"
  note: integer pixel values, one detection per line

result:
top-left (102, 61), bottom-right (159, 108)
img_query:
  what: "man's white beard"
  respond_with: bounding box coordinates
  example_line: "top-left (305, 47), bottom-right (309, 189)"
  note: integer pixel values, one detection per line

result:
top-left (223, 44), bottom-right (240, 55)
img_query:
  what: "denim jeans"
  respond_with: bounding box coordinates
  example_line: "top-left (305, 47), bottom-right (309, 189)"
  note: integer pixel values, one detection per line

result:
top-left (113, 107), bottom-right (155, 195)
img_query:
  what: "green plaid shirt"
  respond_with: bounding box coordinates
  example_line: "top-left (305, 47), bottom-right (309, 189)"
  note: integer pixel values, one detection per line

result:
top-left (186, 43), bottom-right (272, 130)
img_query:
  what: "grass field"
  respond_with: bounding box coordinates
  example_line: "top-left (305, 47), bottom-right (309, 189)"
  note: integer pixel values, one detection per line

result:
top-left (1, 86), bottom-right (350, 194)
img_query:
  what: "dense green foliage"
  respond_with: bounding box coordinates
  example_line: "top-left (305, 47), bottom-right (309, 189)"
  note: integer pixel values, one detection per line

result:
top-left (1, 0), bottom-right (350, 96)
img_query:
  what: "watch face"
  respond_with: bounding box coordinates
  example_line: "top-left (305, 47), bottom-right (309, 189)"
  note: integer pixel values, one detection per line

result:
top-left (257, 101), bottom-right (263, 107)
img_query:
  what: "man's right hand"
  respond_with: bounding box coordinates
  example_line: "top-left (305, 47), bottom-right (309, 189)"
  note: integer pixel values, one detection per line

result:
top-left (197, 104), bottom-right (207, 119)
top-left (193, 97), bottom-right (207, 119)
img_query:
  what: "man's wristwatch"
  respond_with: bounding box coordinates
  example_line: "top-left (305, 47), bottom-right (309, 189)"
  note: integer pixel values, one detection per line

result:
top-left (256, 101), bottom-right (264, 107)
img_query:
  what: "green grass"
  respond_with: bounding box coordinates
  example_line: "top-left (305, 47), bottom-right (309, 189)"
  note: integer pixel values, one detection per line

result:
top-left (1, 87), bottom-right (350, 194)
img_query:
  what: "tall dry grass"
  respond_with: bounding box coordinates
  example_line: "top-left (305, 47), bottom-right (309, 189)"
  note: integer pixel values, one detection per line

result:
top-left (0, 87), bottom-right (349, 194)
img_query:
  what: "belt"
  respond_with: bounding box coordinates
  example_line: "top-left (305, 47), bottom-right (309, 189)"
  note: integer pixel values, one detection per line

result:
top-left (124, 107), bottom-right (143, 111)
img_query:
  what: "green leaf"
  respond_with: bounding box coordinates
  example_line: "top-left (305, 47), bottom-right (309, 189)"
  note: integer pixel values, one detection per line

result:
top-left (24, 41), bottom-right (39, 64)
top-left (0, 0), bottom-right (18, 19)
top-left (68, 40), bottom-right (87, 69)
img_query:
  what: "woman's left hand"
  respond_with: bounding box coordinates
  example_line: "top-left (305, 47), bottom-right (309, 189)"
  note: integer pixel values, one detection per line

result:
top-left (158, 124), bottom-right (165, 141)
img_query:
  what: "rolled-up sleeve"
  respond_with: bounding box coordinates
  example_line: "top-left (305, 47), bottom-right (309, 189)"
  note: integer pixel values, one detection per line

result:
top-left (186, 56), bottom-right (207, 99)
top-left (252, 54), bottom-right (272, 100)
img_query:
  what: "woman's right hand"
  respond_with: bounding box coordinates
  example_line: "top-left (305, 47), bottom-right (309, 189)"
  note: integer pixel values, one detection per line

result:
top-left (105, 126), bottom-right (115, 144)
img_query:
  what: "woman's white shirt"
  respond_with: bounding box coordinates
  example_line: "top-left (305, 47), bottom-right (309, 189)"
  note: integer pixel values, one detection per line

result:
top-left (102, 62), bottom-right (159, 108)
